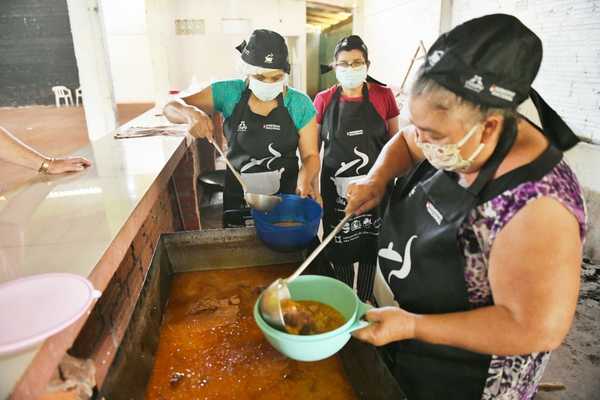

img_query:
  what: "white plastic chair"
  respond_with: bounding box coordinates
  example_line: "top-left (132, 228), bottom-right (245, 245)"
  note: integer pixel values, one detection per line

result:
top-left (75, 87), bottom-right (82, 106)
top-left (51, 86), bottom-right (74, 107)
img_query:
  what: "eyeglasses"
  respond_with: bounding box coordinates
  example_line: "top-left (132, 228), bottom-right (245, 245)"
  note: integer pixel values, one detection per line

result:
top-left (334, 60), bottom-right (366, 69)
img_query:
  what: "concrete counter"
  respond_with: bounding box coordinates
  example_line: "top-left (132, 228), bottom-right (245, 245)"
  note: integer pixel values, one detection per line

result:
top-left (0, 109), bottom-right (201, 399)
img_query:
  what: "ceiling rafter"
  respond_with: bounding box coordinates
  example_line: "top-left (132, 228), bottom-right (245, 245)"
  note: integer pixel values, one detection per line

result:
top-left (306, 1), bottom-right (353, 31)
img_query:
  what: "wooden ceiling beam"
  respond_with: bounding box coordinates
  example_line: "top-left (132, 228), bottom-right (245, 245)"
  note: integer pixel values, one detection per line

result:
top-left (307, 8), bottom-right (351, 20)
top-left (306, 1), bottom-right (352, 14)
top-left (307, 15), bottom-right (340, 24)
top-left (321, 15), bottom-right (353, 33)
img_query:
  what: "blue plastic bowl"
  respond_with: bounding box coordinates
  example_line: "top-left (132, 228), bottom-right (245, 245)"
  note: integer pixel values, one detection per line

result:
top-left (251, 194), bottom-right (322, 251)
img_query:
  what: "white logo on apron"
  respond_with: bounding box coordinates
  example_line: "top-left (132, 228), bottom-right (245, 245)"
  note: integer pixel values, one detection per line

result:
top-left (385, 236), bottom-right (418, 280)
top-left (426, 201), bottom-right (443, 225)
top-left (238, 120), bottom-right (247, 132)
top-left (263, 123), bottom-right (280, 131)
top-left (240, 143), bottom-right (284, 195)
top-left (374, 236), bottom-right (418, 307)
top-left (347, 129), bottom-right (363, 137)
top-left (332, 147), bottom-right (369, 198)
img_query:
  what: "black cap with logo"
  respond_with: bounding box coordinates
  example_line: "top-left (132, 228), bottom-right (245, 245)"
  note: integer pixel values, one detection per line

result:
top-left (235, 29), bottom-right (290, 73)
top-left (321, 34), bottom-right (386, 86)
top-left (422, 14), bottom-right (541, 108)
top-left (421, 13), bottom-right (578, 150)
top-left (334, 35), bottom-right (369, 62)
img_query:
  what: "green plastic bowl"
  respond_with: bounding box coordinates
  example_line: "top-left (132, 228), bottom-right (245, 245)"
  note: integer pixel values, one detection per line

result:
top-left (253, 275), bottom-right (371, 362)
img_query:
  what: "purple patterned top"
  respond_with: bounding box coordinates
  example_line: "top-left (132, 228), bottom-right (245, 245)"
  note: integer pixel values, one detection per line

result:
top-left (458, 160), bottom-right (587, 400)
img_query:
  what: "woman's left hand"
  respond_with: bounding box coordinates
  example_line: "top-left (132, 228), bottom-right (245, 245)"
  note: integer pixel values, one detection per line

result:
top-left (296, 171), bottom-right (322, 205)
top-left (47, 156), bottom-right (92, 174)
top-left (352, 306), bottom-right (417, 346)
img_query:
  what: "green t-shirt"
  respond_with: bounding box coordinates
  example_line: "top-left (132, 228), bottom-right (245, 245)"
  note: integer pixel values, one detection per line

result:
top-left (211, 79), bottom-right (316, 132)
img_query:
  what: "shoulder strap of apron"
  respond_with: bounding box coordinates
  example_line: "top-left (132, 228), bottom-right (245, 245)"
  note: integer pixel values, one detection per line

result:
top-left (230, 87), bottom-right (253, 121)
top-left (328, 85), bottom-right (344, 119)
top-left (275, 90), bottom-right (285, 108)
top-left (361, 82), bottom-right (369, 100)
top-left (464, 120), bottom-right (518, 197)
top-left (324, 86), bottom-right (344, 145)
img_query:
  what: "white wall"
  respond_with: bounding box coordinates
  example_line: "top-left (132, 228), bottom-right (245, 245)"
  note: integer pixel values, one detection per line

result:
top-left (169, 0), bottom-right (308, 91)
top-left (450, 0), bottom-right (600, 143)
top-left (354, 0), bottom-right (600, 143)
top-left (101, 0), bottom-right (155, 103)
top-left (101, 0), bottom-right (308, 103)
top-left (353, 0), bottom-right (442, 89)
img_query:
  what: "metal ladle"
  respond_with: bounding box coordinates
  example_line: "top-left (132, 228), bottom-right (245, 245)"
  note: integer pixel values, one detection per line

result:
top-left (260, 213), bottom-right (354, 330)
top-left (211, 141), bottom-right (282, 212)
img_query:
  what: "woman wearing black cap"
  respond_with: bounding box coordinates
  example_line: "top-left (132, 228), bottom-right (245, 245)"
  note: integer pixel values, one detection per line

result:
top-left (347, 14), bottom-right (586, 399)
top-left (314, 35), bottom-right (399, 301)
top-left (164, 29), bottom-right (320, 227)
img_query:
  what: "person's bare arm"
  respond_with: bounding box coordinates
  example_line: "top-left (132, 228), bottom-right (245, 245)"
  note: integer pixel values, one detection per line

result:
top-left (163, 86), bottom-right (215, 141)
top-left (354, 197), bottom-right (582, 355)
top-left (387, 116), bottom-right (399, 138)
top-left (297, 117), bottom-right (321, 202)
top-left (345, 127), bottom-right (421, 215)
top-left (0, 126), bottom-right (91, 173)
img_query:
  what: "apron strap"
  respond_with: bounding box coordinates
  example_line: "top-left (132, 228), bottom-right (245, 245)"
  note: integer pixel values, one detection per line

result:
top-left (275, 90), bottom-right (285, 108)
top-left (327, 86), bottom-right (344, 147)
top-left (361, 82), bottom-right (369, 100)
top-left (466, 119), bottom-right (518, 196)
top-left (240, 87), bottom-right (252, 104)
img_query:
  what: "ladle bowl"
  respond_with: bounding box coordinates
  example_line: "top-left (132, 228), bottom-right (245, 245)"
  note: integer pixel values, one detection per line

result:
top-left (254, 275), bottom-right (371, 361)
top-left (259, 213), bottom-right (353, 330)
top-left (211, 140), bottom-right (282, 212)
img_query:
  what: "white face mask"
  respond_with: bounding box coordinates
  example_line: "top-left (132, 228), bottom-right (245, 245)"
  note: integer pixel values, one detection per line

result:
top-left (335, 65), bottom-right (367, 89)
top-left (416, 123), bottom-right (485, 171)
top-left (248, 76), bottom-right (285, 101)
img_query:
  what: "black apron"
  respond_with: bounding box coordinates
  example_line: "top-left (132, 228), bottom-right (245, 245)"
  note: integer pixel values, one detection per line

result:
top-left (222, 89), bottom-right (299, 227)
top-left (375, 122), bottom-right (563, 400)
top-left (320, 84), bottom-right (388, 265)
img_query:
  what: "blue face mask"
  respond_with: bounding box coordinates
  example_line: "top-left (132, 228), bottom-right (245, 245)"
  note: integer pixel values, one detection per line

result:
top-left (335, 65), bottom-right (367, 89)
top-left (248, 76), bottom-right (285, 101)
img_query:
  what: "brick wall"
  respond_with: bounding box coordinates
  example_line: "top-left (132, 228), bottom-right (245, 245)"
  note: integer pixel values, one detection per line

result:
top-left (450, 0), bottom-right (600, 143)
top-left (357, 0), bottom-right (600, 143)
top-left (0, 0), bottom-right (79, 106)
top-left (53, 140), bottom-right (208, 393)
top-left (69, 185), bottom-right (180, 387)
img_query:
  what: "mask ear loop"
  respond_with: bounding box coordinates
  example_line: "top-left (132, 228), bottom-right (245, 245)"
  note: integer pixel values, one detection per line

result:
top-left (459, 123), bottom-right (485, 159)
top-left (456, 123), bottom-right (482, 147)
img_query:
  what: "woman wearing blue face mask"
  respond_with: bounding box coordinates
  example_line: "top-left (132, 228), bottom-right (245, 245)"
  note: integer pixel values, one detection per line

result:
top-left (313, 35), bottom-right (399, 302)
top-left (164, 29), bottom-right (320, 227)
top-left (345, 15), bottom-right (585, 400)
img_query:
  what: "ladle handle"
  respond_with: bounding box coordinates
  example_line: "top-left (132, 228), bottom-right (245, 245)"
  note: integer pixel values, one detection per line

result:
top-left (211, 140), bottom-right (248, 193)
top-left (288, 213), bottom-right (354, 282)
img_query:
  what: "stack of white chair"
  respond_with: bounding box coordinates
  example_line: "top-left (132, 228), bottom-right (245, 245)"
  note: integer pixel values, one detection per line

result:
top-left (51, 86), bottom-right (74, 107)
top-left (75, 87), bottom-right (82, 106)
